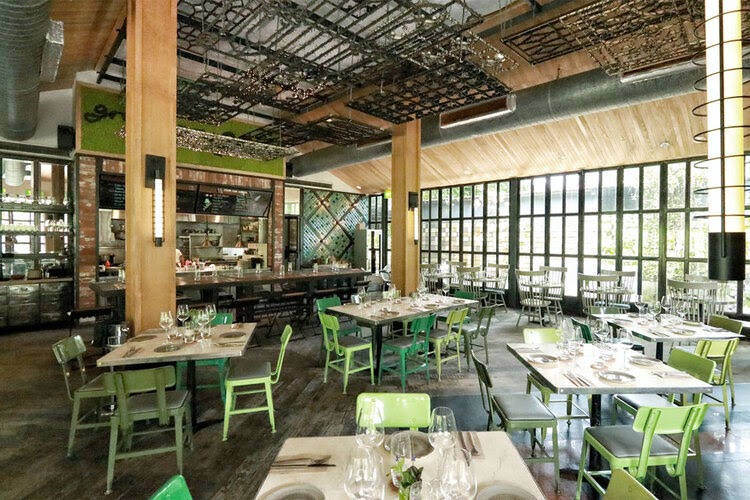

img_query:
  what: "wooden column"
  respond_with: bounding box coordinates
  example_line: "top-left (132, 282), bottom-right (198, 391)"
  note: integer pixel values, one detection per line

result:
top-left (125, 0), bottom-right (177, 332)
top-left (390, 120), bottom-right (420, 294)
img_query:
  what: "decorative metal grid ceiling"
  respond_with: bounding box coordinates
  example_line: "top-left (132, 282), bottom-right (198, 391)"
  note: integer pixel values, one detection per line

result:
top-left (239, 116), bottom-right (389, 147)
top-left (503, 0), bottom-right (704, 75)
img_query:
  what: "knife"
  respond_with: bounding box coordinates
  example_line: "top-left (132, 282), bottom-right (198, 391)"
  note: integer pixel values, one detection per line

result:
top-left (563, 372), bottom-right (581, 387)
top-left (270, 463), bottom-right (336, 468)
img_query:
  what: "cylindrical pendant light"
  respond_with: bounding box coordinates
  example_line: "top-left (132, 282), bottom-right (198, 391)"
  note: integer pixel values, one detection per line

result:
top-left (705, 0), bottom-right (745, 281)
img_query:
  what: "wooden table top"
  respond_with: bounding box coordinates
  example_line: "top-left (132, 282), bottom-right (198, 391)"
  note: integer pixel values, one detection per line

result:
top-left (97, 323), bottom-right (256, 367)
top-left (594, 313), bottom-right (742, 343)
top-left (327, 293), bottom-right (477, 327)
top-left (256, 432), bottom-right (545, 500)
top-left (507, 342), bottom-right (712, 396)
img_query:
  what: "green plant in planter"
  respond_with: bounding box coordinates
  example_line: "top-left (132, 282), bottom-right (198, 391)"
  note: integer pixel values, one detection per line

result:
top-left (391, 459), bottom-right (423, 500)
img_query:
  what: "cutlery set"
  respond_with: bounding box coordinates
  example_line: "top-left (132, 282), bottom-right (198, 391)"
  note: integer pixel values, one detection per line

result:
top-left (458, 431), bottom-right (481, 456)
top-left (270, 456), bottom-right (335, 469)
top-left (122, 346), bottom-right (142, 358)
top-left (564, 370), bottom-right (591, 387)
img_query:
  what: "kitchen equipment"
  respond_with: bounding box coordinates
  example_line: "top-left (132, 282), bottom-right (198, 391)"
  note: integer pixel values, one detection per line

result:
top-left (26, 269), bottom-right (43, 279)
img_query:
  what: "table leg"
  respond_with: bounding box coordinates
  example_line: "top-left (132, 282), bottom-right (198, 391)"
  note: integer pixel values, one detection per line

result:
top-left (187, 360), bottom-right (197, 428)
top-left (373, 325), bottom-right (383, 379)
top-left (589, 394), bottom-right (602, 469)
top-left (655, 342), bottom-right (664, 360)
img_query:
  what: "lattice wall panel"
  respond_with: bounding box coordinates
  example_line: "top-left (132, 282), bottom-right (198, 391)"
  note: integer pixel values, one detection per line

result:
top-left (301, 189), bottom-right (368, 266)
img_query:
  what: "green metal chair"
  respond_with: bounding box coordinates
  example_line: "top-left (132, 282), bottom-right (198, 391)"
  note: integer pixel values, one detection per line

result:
top-left (570, 318), bottom-right (593, 342)
top-left (355, 392), bottom-right (431, 430)
top-left (176, 312), bottom-right (233, 402)
top-left (694, 337), bottom-right (739, 429)
top-left (523, 328), bottom-right (588, 425)
top-left (379, 314), bottom-right (435, 391)
top-left (612, 349), bottom-right (715, 488)
top-left (316, 296), bottom-right (362, 337)
top-left (103, 366), bottom-right (193, 495)
top-left (222, 325), bottom-right (293, 440)
top-left (457, 305), bottom-right (495, 366)
top-left (53, 335), bottom-right (109, 457)
top-left (425, 307), bottom-right (468, 380)
top-left (707, 314), bottom-right (742, 406)
top-left (319, 312), bottom-right (374, 394)
top-left (473, 352), bottom-right (559, 491)
top-left (576, 404), bottom-right (708, 500)
top-left (149, 474), bottom-right (193, 500)
top-left (604, 469), bottom-right (657, 500)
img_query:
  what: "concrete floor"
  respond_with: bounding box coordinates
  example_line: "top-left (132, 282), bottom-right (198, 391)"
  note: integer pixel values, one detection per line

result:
top-left (1, 310), bottom-right (749, 499)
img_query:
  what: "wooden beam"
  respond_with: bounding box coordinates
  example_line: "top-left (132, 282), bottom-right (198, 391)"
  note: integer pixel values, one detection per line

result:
top-left (125, 0), bottom-right (177, 332)
top-left (94, 3), bottom-right (127, 78)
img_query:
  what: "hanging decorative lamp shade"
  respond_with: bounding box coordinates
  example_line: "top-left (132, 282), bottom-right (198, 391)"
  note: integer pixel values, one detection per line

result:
top-left (2, 159), bottom-right (28, 186)
top-left (704, 0), bottom-right (746, 281)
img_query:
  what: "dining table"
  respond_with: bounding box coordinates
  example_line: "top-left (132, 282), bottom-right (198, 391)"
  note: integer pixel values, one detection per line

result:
top-left (255, 432), bottom-right (545, 499)
top-left (97, 322), bottom-right (257, 428)
top-left (327, 293), bottom-right (478, 375)
top-left (593, 313), bottom-right (742, 360)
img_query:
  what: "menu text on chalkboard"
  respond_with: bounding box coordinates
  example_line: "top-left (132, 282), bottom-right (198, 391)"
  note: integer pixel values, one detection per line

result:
top-left (98, 174), bottom-right (199, 213)
top-left (197, 185), bottom-right (272, 217)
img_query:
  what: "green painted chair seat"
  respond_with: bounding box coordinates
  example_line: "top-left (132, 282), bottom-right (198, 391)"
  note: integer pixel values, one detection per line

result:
top-left (320, 312), bottom-right (374, 394)
top-left (422, 308), bottom-right (468, 380)
top-left (149, 474), bottom-right (193, 500)
top-left (379, 315), bottom-right (435, 391)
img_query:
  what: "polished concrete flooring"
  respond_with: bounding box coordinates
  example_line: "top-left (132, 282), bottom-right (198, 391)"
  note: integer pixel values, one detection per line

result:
top-left (1, 311), bottom-right (749, 499)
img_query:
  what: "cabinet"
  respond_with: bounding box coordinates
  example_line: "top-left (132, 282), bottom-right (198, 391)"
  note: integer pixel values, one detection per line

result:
top-left (0, 279), bottom-right (72, 328)
top-left (179, 233), bottom-right (223, 261)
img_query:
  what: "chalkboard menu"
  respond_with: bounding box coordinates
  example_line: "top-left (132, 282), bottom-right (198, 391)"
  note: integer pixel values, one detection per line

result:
top-left (196, 185), bottom-right (272, 217)
top-left (99, 174), bottom-right (126, 209)
top-left (98, 174), bottom-right (199, 213)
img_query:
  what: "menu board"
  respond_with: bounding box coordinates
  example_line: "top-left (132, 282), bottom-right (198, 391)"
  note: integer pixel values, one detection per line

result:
top-left (196, 185), bottom-right (272, 217)
top-left (98, 174), bottom-right (198, 213)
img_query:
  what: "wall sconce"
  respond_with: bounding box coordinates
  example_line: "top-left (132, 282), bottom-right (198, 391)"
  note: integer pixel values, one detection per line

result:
top-left (700, 0), bottom-right (746, 280)
top-left (408, 191), bottom-right (419, 244)
top-left (145, 154), bottom-right (165, 247)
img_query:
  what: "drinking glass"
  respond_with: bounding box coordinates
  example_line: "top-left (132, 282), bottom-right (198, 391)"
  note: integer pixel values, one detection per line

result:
top-left (390, 430), bottom-right (414, 464)
top-left (633, 295), bottom-right (647, 316)
top-left (159, 311), bottom-right (173, 334)
top-left (355, 404), bottom-right (385, 449)
top-left (438, 447), bottom-right (476, 500)
top-left (177, 304), bottom-right (190, 327)
top-left (674, 301), bottom-right (688, 322)
top-left (441, 280), bottom-right (450, 296)
top-left (660, 295), bottom-right (672, 315)
top-left (205, 304), bottom-right (217, 336)
top-left (343, 446), bottom-right (384, 500)
top-left (428, 407), bottom-right (457, 451)
top-left (616, 328), bottom-right (634, 367)
top-left (648, 300), bottom-right (661, 322)
top-left (195, 310), bottom-right (210, 339)
top-left (357, 287), bottom-right (368, 309)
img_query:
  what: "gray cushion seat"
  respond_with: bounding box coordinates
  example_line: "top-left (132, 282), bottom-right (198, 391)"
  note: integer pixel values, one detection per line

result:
top-left (429, 329), bottom-right (453, 341)
top-left (227, 360), bottom-right (271, 381)
top-left (493, 393), bottom-right (556, 423)
top-left (616, 394), bottom-right (675, 410)
top-left (128, 391), bottom-right (190, 414)
top-left (586, 425), bottom-right (680, 458)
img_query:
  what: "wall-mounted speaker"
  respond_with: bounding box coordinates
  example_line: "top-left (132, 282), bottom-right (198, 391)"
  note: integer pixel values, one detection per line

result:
top-left (57, 125), bottom-right (75, 150)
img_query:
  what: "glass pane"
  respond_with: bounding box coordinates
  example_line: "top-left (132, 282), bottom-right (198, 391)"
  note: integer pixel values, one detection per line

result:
top-left (622, 214), bottom-right (640, 257)
top-left (549, 215), bottom-right (563, 255)
top-left (601, 258), bottom-right (616, 271)
top-left (532, 255), bottom-right (545, 270)
top-left (565, 174), bottom-right (579, 213)
top-left (642, 260), bottom-right (659, 302)
top-left (39, 163), bottom-right (67, 205)
top-left (518, 255), bottom-right (530, 271)
top-left (473, 185), bottom-right (484, 217)
top-left (450, 220), bottom-right (460, 251)
top-left (584, 171), bottom-right (599, 212)
top-left (642, 213), bottom-right (660, 257)
top-left (498, 182), bottom-right (510, 216)
top-left (533, 177), bottom-right (546, 214)
top-left (667, 162), bottom-right (686, 209)
top-left (601, 214), bottom-right (616, 255)
top-left (623, 167), bottom-right (640, 211)
top-left (439, 220), bottom-right (450, 250)
top-left (564, 257), bottom-right (578, 296)
top-left (583, 215), bottom-right (599, 254)
top-left (486, 219), bottom-right (497, 254)
top-left (486, 183), bottom-right (497, 217)
top-left (473, 219), bottom-right (483, 253)
top-left (520, 179), bottom-right (531, 215)
top-left (463, 186), bottom-right (473, 218)
top-left (1, 158), bottom-right (34, 200)
top-left (690, 160), bottom-right (708, 208)
top-left (498, 218), bottom-right (509, 253)
top-left (549, 256), bottom-right (562, 267)
top-left (689, 262), bottom-right (708, 276)
top-left (583, 257), bottom-right (598, 274)
top-left (667, 261), bottom-right (684, 281)
top-left (642, 165), bottom-right (660, 210)
top-left (550, 175), bottom-right (563, 213)
top-left (462, 219), bottom-right (472, 252)
top-left (533, 216), bottom-right (545, 254)
top-left (667, 212), bottom-right (685, 258)
top-left (519, 217), bottom-right (531, 253)
top-left (429, 221), bottom-right (440, 250)
top-left (441, 188), bottom-right (451, 219)
top-left (451, 187), bottom-right (461, 218)
top-left (601, 170), bottom-right (617, 212)
top-left (564, 215), bottom-right (578, 255)
top-left (689, 216), bottom-right (708, 259)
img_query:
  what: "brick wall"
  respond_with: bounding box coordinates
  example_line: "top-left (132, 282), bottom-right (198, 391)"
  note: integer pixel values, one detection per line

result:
top-left (75, 156), bottom-right (98, 307)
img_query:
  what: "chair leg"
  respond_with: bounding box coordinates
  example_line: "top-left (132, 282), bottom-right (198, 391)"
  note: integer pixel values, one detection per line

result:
top-left (222, 384), bottom-right (234, 442)
top-left (693, 433), bottom-right (705, 490)
top-left (399, 353), bottom-right (407, 391)
top-left (105, 417), bottom-right (119, 495)
top-left (323, 353), bottom-right (330, 384)
top-left (343, 351), bottom-right (352, 394)
top-left (575, 438), bottom-right (589, 500)
top-left (435, 341), bottom-right (443, 381)
top-left (265, 381), bottom-right (276, 432)
top-left (456, 335), bottom-right (462, 372)
top-left (368, 348), bottom-right (374, 385)
top-left (723, 383), bottom-right (731, 430)
top-left (552, 422), bottom-right (560, 493)
top-left (67, 395), bottom-right (82, 457)
top-left (175, 410), bottom-right (184, 474)
top-left (728, 365), bottom-right (736, 406)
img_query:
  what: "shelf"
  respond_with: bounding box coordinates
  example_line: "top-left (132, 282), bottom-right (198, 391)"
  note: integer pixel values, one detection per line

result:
top-left (0, 202), bottom-right (72, 214)
top-left (0, 229), bottom-right (72, 236)
top-left (179, 233), bottom-right (221, 238)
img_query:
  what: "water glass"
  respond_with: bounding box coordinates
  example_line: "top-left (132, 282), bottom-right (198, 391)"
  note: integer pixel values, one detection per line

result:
top-left (177, 304), bottom-right (190, 327)
top-left (355, 404), bottom-right (385, 449)
top-left (660, 295), bottom-right (672, 315)
top-left (633, 295), bottom-right (647, 316)
top-left (428, 407), bottom-right (457, 451)
top-left (438, 447), bottom-right (476, 500)
top-left (159, 310), bottom-right (173, 334)
top-left (183, 327), bottom-right (196, 343)
top-left (343, 446), bottom-right (384, 500)
top-left (390, 430), bottom-right (414, 464)
top-left (205, 304), bottom-right (217, 336)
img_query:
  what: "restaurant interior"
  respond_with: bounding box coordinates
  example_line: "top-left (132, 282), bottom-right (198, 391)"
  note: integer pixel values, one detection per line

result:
top-left (2, 0), bottom-right (750, 498)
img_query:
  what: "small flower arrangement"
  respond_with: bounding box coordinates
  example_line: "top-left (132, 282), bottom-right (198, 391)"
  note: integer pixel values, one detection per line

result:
top-left (391, 459), bottom-right (423, 500)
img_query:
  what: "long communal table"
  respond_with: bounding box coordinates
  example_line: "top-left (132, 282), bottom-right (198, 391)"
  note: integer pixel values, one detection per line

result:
top-left (89, 267), bottom-right (369, 321)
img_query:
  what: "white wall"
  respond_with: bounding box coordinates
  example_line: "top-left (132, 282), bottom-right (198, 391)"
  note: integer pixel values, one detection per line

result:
top-left (6, 87), bottom-right (74, 149)
top-left (297, 170), bottom-right (360, 194)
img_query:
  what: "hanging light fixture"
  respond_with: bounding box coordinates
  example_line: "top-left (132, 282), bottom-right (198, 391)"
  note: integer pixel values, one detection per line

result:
top-left (2, 159), bottom-right (29, 186)
top-left (703, 0), bottom-right (745, 281)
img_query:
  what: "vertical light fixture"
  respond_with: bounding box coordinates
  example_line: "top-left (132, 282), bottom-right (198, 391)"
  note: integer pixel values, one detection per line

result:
top-left (408, 191), bottom-right (419, 244)
top-left (145, 154), bottom-right (165, 247)
top-left (705, 0), bottom-right (745, 281)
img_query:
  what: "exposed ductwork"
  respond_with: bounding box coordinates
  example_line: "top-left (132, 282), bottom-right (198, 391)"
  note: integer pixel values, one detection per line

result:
top-left (291, 65), bottom-right (707, 177)
top-left (0, 0), bottom-right (52, 141)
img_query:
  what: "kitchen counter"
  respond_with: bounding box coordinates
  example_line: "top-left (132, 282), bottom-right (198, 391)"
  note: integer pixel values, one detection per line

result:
top-left (0, 277), bottom-right (73, 286)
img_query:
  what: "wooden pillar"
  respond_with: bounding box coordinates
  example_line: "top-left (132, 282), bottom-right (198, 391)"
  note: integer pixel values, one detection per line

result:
top-left (390, 120), bottom-right (420, 294)
top-left (125, 0), bottom-right (177, 332)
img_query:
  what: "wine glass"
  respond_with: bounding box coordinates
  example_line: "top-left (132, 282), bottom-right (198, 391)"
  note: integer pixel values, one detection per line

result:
top-left (649, 300), bottom-right (661, 322)
top-left (159, 311), bottom-right (173, 334)
top-left (428, 407), bottom-right (457, 451)
top-left (355, 404), bottom-right (385, 449)
top-left (660, 295), bottom-right (672, 315)
top-left (616, 328), bottom-right (634, 367)
top-left (205, 304), bottom-right (217, 337)
top-left (633, 295), bottom-right (647, 317)
top-left (195, 310), bottom-right (210, 340)
top-left (438, 447), bottom-right (476, 500)
top-left (177, 304), bottom-right (190, 327)
top-left (343, 446), bottom-right (384, 500)
top-left (441, 280), bottom-right (451, 297)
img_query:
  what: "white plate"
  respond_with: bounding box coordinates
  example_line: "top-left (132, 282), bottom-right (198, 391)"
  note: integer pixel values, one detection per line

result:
top-left (260, 484), bottom-right (325, 500)
top-left (598, 370), bottom-right (636, 384)
top-left (527, 354), bottom-right (557, 365)
top-left (670, 328), bottom-right (695, 336)
top-left (476, 483), bottom-right (539, 500)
